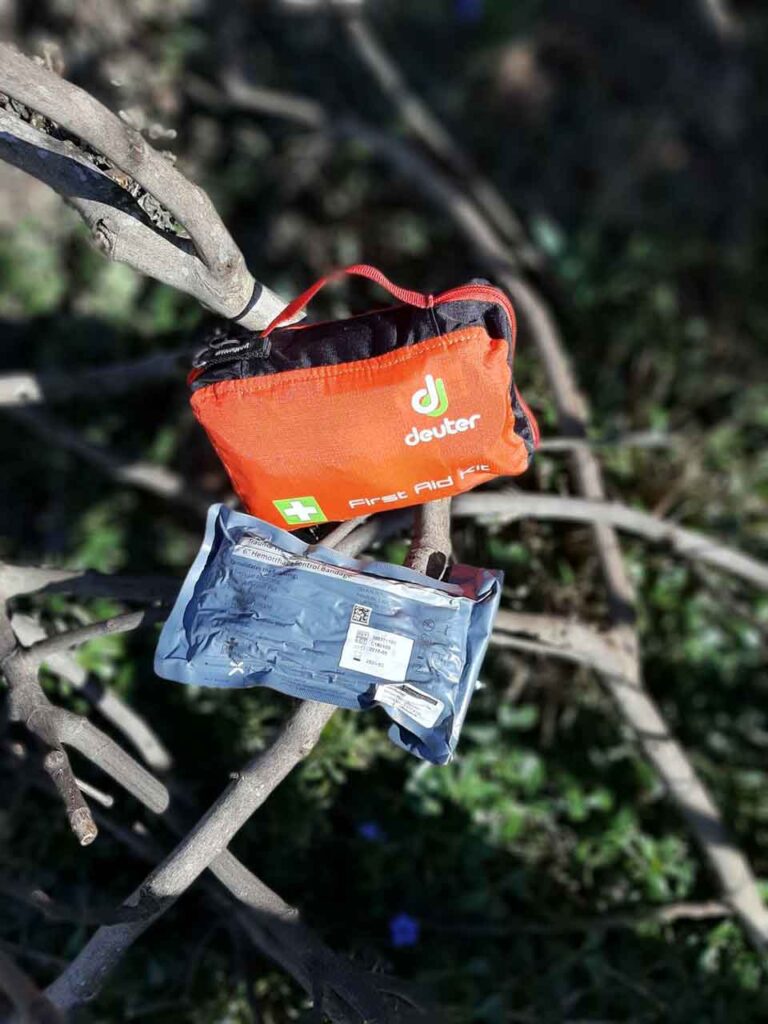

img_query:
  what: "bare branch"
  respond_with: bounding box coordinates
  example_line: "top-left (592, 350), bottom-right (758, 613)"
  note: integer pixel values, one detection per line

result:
top-left (91, 790), bottom-right (420, 1023)
top-left (342, 14), bottom-right (537, 262)
top-left (12, 613), bottom-right (172, 773)
top-left (20, 608), bottom-right (159, 661)
top-left (537, 430), bottom-right (674, 453)
top-left (44, 507), bottom-right (446, 1015)
top-left (404, 498), bottom-right (452, 576)
top-left (492, 610), bottom-right (635, 680)
top-left (1, 599), bottom-right (170, 842)
top-left (454, 492), bottom-right (768, 592)
top-left (0, 949), bottom-right (63, 1024)
top-left (0, 882), bottom-right (157, 927)
top-left (42, 746), bottom-right (98, 845)
top-left (0, 561), bottom-right (177, 603)
top-left (220, 71), bottom-right (326, 130)
top-left (299, 45), bottom-right (768, 952)
top-left (430, 900), bottom-right (731, 937)
top-left (699, 0), bottom-right (741, 40)
top-left (333, 508), bottom-right (411, 559)
top-left (321, 515), bottom-right (369, 549)
top-left (72, 776), bottom-right (114, 809)
top-left (5, 405), bottom-right (210, 515)
top-left (45, 699), bottom-right (336, 1009)
top-left (0, 347), bottom-right (189, 409)
top-left (0, 45), bottom-right (289, 328)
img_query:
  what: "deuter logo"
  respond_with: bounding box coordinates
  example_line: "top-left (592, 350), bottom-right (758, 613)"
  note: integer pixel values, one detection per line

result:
top-left (405, 374), bottom-right (481, 446)
top-left (404, 414), bottom-right (481, 446)
top-left (411, 374), bottom-right (448, 417)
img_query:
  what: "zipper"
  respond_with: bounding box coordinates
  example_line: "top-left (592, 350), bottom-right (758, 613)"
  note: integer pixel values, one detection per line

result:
top-left (191, 304), bottom-right (402, 373)
top-left (191, 335), bottom-right (271, 375)
top-left (432, 283), bottom-right (540, 446)
top-left (433, 283), bottom-right (518, 354)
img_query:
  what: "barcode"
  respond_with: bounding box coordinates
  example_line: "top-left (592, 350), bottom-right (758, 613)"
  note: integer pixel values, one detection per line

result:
top-left (351, 604), bottom-right (372, 626)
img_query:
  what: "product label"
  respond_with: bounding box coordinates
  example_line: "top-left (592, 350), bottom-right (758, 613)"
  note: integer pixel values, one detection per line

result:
top-left (374, 682), bottom-right (445, 727)
top-left (232, 534), bottom-right (460, 605)
top-left (339, 622), bottom-right (414, 682)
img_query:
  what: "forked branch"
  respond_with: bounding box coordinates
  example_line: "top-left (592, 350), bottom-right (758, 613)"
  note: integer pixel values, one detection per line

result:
top-left (0, 44), bottom-right (289, 328)
top-left (41, 505), bottom-right (450, 1019)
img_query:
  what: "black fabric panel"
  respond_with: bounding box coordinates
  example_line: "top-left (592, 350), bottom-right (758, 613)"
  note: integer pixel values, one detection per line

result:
top-left (191, 279), bottom-right (507, 387)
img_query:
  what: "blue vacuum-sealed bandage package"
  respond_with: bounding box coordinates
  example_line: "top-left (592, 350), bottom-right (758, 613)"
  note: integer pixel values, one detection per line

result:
top-left (154, 504), bottom-right (502, 764)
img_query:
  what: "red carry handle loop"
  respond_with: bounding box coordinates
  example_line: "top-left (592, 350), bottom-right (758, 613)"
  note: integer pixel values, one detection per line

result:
top-left (262, 264), bottom-right (434, 337)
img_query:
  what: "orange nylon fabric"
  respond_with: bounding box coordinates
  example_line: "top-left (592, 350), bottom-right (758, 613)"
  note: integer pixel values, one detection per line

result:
top-left (191, 326), bottom-right (531, 528)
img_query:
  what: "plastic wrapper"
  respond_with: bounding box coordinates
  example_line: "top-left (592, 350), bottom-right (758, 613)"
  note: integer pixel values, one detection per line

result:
top-left (154, 504), bottom-right (502, 764)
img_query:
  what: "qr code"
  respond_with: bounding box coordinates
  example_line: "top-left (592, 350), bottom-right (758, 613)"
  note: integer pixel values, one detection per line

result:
top-left (351, 604), bottom-right (372, 626)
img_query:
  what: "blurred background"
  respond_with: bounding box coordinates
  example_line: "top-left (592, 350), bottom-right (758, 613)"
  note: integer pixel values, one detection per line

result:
top-left (1, 0), bottom-right (768, 1021)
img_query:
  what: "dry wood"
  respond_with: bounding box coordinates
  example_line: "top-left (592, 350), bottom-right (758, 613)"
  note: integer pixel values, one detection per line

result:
top-left (454, 492), bottom-right (768, 591)
top-left (322, 34), bottom-right (768, 951)
top-left (0, 45), bottom-right (289, 327)
top-left (43, 505), bottom-right (451, 1019)
top-left (0, 949), bottom-right (63, 1024)
top-left (0, 348), bottom-right (189, 409)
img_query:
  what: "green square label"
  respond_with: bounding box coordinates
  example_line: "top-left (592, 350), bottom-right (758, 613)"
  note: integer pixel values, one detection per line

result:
top-left (273, 496), bottom-right (327, 526)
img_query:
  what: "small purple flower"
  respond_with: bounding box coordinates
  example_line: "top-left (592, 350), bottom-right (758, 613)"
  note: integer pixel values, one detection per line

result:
top-left (357, 821), bottom-right (385, 842)
top-left (455, 0), bottom-right (484, 23)
top-left (389, 912), bottom-right (420, 948)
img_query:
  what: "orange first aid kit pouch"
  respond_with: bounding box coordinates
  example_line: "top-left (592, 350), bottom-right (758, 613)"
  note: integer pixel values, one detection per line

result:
top-left (189, 264), bottom-right (539, 529)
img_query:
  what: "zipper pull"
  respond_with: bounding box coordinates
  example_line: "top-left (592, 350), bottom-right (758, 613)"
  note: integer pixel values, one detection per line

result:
top-left (193, 328), bottom-right (272, 368)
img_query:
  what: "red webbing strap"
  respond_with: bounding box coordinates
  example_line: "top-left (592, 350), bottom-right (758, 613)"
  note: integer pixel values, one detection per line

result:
top-left (261, 264), bottom-right (434, 337)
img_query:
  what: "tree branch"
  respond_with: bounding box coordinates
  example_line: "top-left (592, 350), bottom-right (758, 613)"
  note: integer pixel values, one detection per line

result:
top-left (404, 498), bottom-right (452, 575)
top-left (0, 347), bottom-right (189, 409)
top-left (537, 430), bottom-right (674, 453)
top-left (429, 900), bottom-right (731, 937)
top-left (0, 45), bottom-right (290, 328)
top-left (4, 736), bottom-right (411, 1023)
top-left (699, 0), bottom-right (741, 40)
top-left (0, 592), bottom-right (170, 843)
top-left (0, 949), bottom-right (63, 1024)
top-left (297, 42), bottom-right (768, 952)
top-left (12, 613), bottom-right (172, 773)
top-left (342, 13), bottom-right (538, 263)
top-left (0, 561), bottom-right (177, 603)
top-left (5, 405), bottom-right (210, 515)
top-left (44, 509), bottom-right (447, 1018)
top-left (492, 610), bottom-right (635, 680)
top-left (454, 492), bottom-right (768, 592)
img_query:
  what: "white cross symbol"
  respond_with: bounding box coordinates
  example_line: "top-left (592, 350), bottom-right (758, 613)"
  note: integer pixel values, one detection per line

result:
top-left (228, 660), bottom-right (244, 676)
top-left (283, 500), bottom-right (319, 522)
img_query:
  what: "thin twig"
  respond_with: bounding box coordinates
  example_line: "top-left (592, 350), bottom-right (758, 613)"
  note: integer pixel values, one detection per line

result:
top-left (427, 900), bottom-right (731, 937)
top-left (0, 347), bottom-right (189, 409)
top-left (21, 608), bottom-right (160, 661)
top-left (537, 431), bottom-right (674, 453)
top-left (454, 492), bottom-right (768, 591)
top-left (342, 14), bottom-right (537, 261)
top-left (12, 613), bottom-right (172, 773)
top-left (4, 406), bottom-right (210, 516)
top-left (0, 949), bottom-right (63, 1024)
